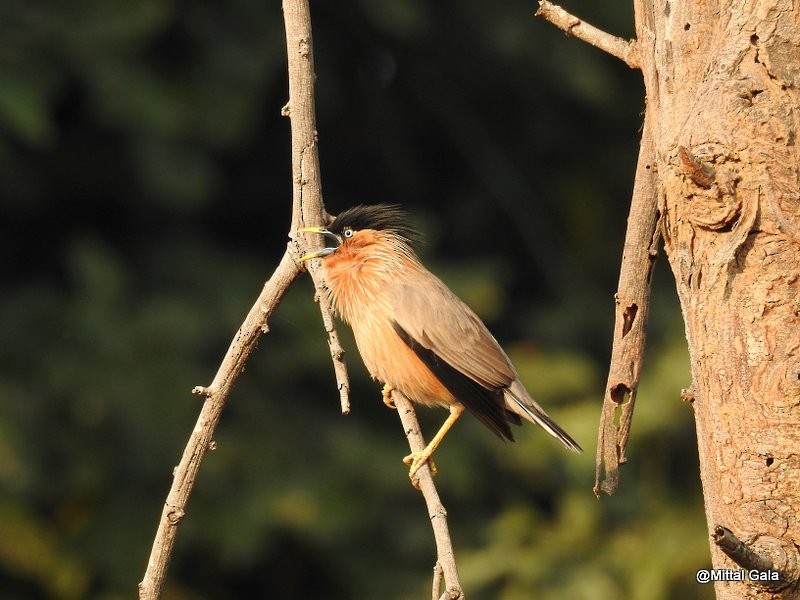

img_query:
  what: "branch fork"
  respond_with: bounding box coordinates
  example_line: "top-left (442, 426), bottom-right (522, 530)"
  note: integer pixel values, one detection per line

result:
top-left (139, 1), bottom-right (461, 597)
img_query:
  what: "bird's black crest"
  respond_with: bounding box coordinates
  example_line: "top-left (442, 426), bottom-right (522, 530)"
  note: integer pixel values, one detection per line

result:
top-left (329, 204), bottom-right (420, 244)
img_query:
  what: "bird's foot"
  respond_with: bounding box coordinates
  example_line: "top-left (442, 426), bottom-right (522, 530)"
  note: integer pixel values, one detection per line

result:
top-left (381, 383), bottom-right (396, 410)
top-left (403, 450), bottom-right (437, 487)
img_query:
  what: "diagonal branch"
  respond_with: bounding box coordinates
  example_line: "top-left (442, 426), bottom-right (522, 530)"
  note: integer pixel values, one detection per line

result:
top-left (393, 390), bottom-right (464, 600)
top-left (138, 250), bottom-right (301, 599)
top-left (535, 0), bottom-right (641, 69)
top-left (594, 116), bottom-right (661, 497)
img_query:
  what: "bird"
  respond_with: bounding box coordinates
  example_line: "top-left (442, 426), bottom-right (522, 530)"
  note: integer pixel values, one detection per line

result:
top-left (298, 204), bottom-right (581, 482)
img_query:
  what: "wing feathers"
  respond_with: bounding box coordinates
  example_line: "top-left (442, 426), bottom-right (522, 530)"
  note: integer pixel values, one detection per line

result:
top-left (389, 281), bottom-right (515, 390)
top-left (388, 276), bottom-right (581, 452)
top-left (392, 321), bottom-right (514, 441)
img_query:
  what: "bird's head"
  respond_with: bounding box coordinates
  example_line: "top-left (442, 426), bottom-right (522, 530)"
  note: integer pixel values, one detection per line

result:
top-left (297, 204), bottom-right (418, 262)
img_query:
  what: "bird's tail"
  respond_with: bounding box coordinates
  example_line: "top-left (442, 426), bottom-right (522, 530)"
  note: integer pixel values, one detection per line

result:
top-left (505, 380), bottom-right (582, 453)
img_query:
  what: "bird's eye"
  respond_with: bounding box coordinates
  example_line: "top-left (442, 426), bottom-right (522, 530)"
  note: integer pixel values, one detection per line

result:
top-left (342, 228), bottom-right (354, 238)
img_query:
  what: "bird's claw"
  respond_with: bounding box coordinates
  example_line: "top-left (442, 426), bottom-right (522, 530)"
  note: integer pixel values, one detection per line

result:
top-left (381, 384), bottom-right (396, 410)
top-left (403, 450), bottom-right (437, 487)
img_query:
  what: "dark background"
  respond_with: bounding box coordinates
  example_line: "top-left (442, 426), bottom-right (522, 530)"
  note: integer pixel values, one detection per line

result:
top-left (0, 1), bottom-right (711, 598)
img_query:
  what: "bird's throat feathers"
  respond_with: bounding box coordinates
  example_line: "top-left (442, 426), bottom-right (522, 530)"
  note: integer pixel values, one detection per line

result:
top-left (320, 230), bottom-right (420, 324)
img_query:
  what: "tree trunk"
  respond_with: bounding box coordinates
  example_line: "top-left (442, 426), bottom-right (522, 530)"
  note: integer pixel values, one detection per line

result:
top-left (634, 1), bottom-right (800, 598)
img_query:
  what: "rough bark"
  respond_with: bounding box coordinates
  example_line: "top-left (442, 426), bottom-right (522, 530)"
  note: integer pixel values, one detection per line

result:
top-left (633, 1), bottom-right (800, 597)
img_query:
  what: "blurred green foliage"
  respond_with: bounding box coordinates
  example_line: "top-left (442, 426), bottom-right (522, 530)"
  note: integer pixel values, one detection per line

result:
top-left (0, 0), bottom-right (712, 598)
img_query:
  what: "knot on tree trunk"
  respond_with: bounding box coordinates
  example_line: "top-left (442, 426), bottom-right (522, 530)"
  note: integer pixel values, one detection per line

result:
top-left (674, 145), bottom-right (742, 231)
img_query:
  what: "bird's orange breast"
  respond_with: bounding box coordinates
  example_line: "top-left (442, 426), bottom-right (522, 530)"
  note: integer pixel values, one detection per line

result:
top-left (352, 315), bottom-right (456, 408)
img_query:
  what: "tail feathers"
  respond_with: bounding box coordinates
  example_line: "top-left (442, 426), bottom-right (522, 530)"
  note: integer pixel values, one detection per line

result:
top-left (505, 381), bottom-right (583, 453)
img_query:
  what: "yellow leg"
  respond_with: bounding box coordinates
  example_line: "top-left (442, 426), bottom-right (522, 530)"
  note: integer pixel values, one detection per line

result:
top-left (382, 383), bottom-right (396, 409)
top-left (403, 404), bottom-right (464, 482)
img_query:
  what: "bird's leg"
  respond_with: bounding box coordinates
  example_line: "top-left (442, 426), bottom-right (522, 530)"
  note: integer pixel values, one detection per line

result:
top-left (381, 383), bottom-right (396, 409)
top-left (404, 404), bottom-right (464, 482)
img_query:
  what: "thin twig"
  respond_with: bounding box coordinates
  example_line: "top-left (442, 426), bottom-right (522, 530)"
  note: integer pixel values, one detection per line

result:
top-left (308, 262), bottom-right (350, 414)
top-left (535, 0), bottom-right (641, 69)
top-left (138, 251), bottom-right (301, 599)
top-left (594, 115), bottom-right (661, 497)
top-left (432, 562), bottom-right (444, 600)
top-left (393, 391), bottom-right (464, 600)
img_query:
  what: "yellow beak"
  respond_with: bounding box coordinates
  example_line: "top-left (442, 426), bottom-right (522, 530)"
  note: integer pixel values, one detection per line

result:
top-left (296, 226), bottom-right (338, 262)
top-left (296, 226), bottom-right (328, 235)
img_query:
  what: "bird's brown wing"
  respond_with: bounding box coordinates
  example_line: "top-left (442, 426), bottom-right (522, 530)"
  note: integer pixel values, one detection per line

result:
top-left (389, 278), bottom-right (520, 439)
top-left (392, 321), bottom-right (516, 440)
top-left (388, 279), bottom-right (516, 389)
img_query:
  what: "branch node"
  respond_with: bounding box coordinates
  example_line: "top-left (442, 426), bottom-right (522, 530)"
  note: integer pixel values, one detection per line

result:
top-left (431, 506), bottom-right (448, 520)
top-left (297, 37), bottom-right (310, 58)
top-left (191, 385), bottom-right (211, 397)
top-left (439, 587), bottom-right (464, 600)
top-left (166, 507), bottom-right (185, 525)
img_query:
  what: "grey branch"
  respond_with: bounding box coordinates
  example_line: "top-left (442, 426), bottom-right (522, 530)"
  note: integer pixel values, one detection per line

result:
top-left (393, 390), bottom-right (465, 600)
top-left (535, 0), bottom-right (641, 69)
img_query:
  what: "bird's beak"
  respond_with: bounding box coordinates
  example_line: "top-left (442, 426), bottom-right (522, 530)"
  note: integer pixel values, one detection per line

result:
top-left (296, 226), bottom-right (341, 262)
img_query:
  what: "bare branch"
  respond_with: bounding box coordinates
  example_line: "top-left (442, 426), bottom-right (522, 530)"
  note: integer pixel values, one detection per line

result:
top-left (316, 286), bottom-right (350, 414)
top-left (139, 250), bottom-right (301, 599)
top-left (139, 1), bottom-right (349, 596)
top-left (393, 391), bottom-right (464, 600)
top-left (594, 116), bottom-right (661, 497)
top-left (283, 0), bottom-right (351, 413)
top-left (535, 0), bottom-right (641, 69)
